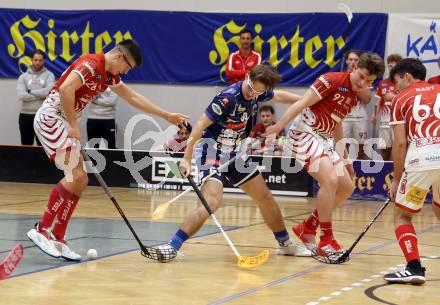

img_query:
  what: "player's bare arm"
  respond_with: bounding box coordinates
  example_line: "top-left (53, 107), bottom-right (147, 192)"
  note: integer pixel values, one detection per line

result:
top-left (265, 88), bottom-right (320, 136)
top-left (390, 123), bottom-right (407, 199)
top-left (179, 114), bottom-right (213, 177)
top-left (333, 121), bottom-right (355, 176)
top-left (58, 72), bottom-right (84, 140)
top-left (110, 83), bottom-right (189, 125)
top-left (271, 90), bottom-right (302, 104)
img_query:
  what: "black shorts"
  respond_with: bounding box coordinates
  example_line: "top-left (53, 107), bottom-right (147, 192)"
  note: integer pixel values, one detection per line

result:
top-left (195, 142), bottom-right (260, 187)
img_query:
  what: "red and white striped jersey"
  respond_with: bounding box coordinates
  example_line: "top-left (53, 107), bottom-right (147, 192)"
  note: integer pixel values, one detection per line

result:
top-left (376, 78), bottom-right (396, 125)
top-left (304, 72), bottom-right (359, 135)
top-left (390, 81), bottom-right (440, 171)
top-left (48, 53), bottom-right (121, 118)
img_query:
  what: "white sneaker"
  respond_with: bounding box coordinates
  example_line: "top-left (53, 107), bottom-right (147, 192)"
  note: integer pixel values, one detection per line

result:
top-left (277, 240), bottom-right (312, 257)
top-left (52, 240), bottom-right (82, 261)
top-left (155, 244), bottom-right (178, 262)
top-left (27, 227), bottom-right (61, 258)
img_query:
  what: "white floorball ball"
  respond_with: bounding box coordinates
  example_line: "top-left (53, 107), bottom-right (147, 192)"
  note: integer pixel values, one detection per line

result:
top-left (87, 249), bottom-right (98, 260)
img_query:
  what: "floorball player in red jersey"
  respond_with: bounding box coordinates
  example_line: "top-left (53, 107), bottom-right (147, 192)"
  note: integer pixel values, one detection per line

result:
top-left (27, 39), bottom-right (189, 261)
top-left (384, 58), bottom-right (440, 285)
top-left (265, 52), bottom-right (385, 258)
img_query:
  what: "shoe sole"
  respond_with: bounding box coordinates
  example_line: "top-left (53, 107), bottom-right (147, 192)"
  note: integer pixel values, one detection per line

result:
top-left (52, 241), bottom-right (82, 262)
top-left (27, 232), bottom-right (61, 259)
top-left (384, 276), bottom-right (426, 285)
top-left (60, 255), bottom-right (82, 262)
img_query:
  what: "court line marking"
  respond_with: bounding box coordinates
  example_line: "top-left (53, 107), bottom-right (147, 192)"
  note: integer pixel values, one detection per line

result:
top-left (208, 223), bottom-right (440, 305)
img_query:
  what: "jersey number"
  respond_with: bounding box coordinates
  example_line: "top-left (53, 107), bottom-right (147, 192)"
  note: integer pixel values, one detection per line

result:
top-left (332, 93), bottom-right (345, 105)
top-left (412, 93), bottom-right (440, 123)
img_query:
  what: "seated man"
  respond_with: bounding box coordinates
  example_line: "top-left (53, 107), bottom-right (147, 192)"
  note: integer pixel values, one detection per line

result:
top-left (152, 123), bottom-right (192, 152)
top-left (248, 105), bottom-right (286, 156)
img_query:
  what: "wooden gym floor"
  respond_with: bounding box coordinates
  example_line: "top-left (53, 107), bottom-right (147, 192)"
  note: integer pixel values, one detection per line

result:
top-left (0, 182), bottom-right (439, 305)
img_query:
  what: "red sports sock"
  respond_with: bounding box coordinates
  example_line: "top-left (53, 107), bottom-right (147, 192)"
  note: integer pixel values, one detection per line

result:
top-left (52, 194), bottom-right (79, 241)
top-left (395, 224), bottom-right (420, 263)
top-left (304, 209), bottom-right (319, 231)
top-left (319, 221), bottom-right (334, 241)
top-left (39, 183), bottom-right (71, 229)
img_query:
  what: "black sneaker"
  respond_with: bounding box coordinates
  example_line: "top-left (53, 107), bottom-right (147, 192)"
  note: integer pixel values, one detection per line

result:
top-left (384, 265), bottom-right (426, 285)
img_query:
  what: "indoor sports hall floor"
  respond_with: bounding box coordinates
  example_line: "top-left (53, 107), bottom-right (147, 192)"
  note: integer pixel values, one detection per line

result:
top-left (0, 182), bottom-right (439, 305)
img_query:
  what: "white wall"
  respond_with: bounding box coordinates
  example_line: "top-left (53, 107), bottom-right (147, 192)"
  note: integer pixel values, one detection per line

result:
top-left (1, 0), bottom-right (440, 146)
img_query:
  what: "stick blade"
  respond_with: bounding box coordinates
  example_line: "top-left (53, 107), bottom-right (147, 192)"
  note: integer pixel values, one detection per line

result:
top-left (311, 249), bottom-right (349, 264)
top-left (0, 244), bottom-right (24, 280)
top-left (151, 202), bottom-right (171, 220)
top-left (337, 2), bottom-right (353, 23)
top-left (237, 250), bottom-right (269, 268)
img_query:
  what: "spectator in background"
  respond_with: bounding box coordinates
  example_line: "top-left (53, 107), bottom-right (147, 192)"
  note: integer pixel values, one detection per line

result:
top-left (370, 53), bottom-right (403, 161)
top-left (427, 56), bottom-right (440, 84)
top-left (248, 105), bottom-right (285, 156)
top-left (342, 49), bottom-right (373, 160)
top-left (344, 49), bottom-right (361, 72)
top-left (225, 30), bottom-right (263, 137)
top-left (151, 122), bottom-right (192, 152)
top-left (225, 29), bottom-right (262, 83)
top-left (17, 49), bottom-right (55, 145)
top-left (87, 87), bottom-right (118, 149)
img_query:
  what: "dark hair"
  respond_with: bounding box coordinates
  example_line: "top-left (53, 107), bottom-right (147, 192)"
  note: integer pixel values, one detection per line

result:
top-left (344, 49), bottom-right (361, 61)
top-left (249, 63), bottom-right (281, 89)
top-left (387, 53), bottom-right (403, 64)
top-left (239, 29), bottom-right (252, 37)
top-left (184, 122), bottom-right (192, 133)
top-left (260, 105), bottom-right (275, 114)
top-left (117, 39), bottom-right (143, 67)
top-left (390, 58), bottom-right (426, 82)
top-left (358, 52), bottom-right (385, 78)
top-left (179, 122), bottom-right (192, 134)
top-left (31, 49), bottom-right (45, 60)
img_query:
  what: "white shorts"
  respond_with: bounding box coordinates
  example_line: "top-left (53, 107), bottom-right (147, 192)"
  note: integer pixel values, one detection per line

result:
top-left (396, 170), bottom-right (440, 213)
top-left (284, 120), bottom-right (341, 171)
top-left (34, 98), bottom-right (78, 160)
top-left (378, 127), bottom-right (393, 149)
top-left (342, 120), bottom-right (368, 144)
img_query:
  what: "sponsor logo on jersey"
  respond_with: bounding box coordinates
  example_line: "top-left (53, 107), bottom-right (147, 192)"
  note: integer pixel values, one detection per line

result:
top-left (247, 61), bottom-right (254, 67)
top-left (226, 121), bottom-right (246, 130)
top-left (83, 61), bottom-right (95, 75)
top-left (211, 103), bottom-right (223, 115)
top-left (415, 86), bottom-right (434, 92)
top-left (96, 75), bottom-right (102, 81)
top-left (338, 86), bottom-right (349, 93)
top-left (408, 158), bottom-right (420, 166)
top-left (399, 173), bottom-right (407, 194)
top-left (416, 136), bottom-right (440, 147)
top-left (318, 75), bottom-right (331, 89)
top-left (405, 186), bottom-right (428, 206)
top-left (238, 105), bottom-right (246, 113)
top-left (425, 154), bottom-right (440, 162)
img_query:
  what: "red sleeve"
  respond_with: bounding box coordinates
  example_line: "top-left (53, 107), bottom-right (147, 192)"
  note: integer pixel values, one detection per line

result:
top-left (249, 124), bottom-right (263, 138)
top-left (310, 73), bottom-right (339, 99)
top-left (225, 53), bottom-right (246, 82)
top-left (72, 58), bottom-right (98, 85)
top-left (390, 95), bottom-right (406, 125)
top-left (376, 80), bottom-right (384, 98)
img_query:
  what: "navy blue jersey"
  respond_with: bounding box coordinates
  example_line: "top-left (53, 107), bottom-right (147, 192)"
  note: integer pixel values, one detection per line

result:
top-left (203, 81), bottom-right (274, 152)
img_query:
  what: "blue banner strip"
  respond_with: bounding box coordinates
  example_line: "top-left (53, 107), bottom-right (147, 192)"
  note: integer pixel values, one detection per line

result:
top-left (0, 9), bottom-right (387, 85)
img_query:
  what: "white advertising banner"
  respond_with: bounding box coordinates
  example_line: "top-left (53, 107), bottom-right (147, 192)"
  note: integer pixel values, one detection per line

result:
top-left (387, 14), bottom-right (440, 80)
